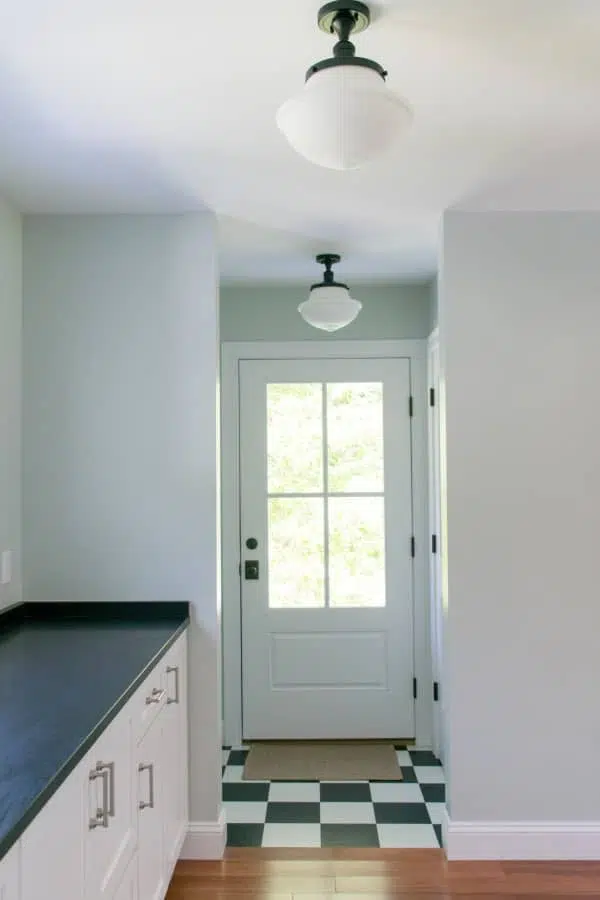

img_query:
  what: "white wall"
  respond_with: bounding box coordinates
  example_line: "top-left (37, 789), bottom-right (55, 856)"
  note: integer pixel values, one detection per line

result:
top-left (23, 214), bottom-right (221, 827)
top-left (441, 211), bottom-right (600, 833)
top-left (0, 198), bottom-right (22, 611)
top-left (220, 282), bottom-right (431, 341)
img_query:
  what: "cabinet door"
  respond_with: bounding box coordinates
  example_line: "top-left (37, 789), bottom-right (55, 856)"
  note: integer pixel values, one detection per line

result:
top-left (85, 704), bottom-right (136, 900)
top-left (137, 714), bottom-right (165, 900)
top-left (0, 841), bottom-right (20, 900)
top-left (162, 634), bottom-right (188, 873)
top-left (113, 851), bottom-right (138, 900)
top-left (21, 761), bottom-right (86, 900)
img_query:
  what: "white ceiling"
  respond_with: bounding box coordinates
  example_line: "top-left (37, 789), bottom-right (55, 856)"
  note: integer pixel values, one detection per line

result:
top-left (1, 0), bottom-right (600, 282)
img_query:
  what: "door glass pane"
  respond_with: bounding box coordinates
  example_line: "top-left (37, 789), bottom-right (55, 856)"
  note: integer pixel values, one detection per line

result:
top-left (268, 498), bottom-right (325, 608)
top-left (327, 383), bottom-right (384, 492)
top-left (328, 497), bottom-right (385, 608)
top-left (267, 384), bottom-right (323, 493)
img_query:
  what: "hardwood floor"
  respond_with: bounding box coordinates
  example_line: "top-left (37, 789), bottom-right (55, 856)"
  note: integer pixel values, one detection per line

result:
top-left (165, 849), bottom-right (600, 897)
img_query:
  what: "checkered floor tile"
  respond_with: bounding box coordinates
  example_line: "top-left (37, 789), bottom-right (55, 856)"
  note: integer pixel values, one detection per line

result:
top-left (221, 745), bottom-right (444, 848)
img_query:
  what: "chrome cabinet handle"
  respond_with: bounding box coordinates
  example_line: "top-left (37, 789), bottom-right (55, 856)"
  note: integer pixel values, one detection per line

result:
top-left (166, 665), bottom-right (180, 704)
top-left (105, 760), bottom-right (115, 817)
top-left (138, 763), bottom-right (155, 810)
top-left (145, 687), bottom-right (165, 705)
top-left (89, 765), bottom-right (109, 830)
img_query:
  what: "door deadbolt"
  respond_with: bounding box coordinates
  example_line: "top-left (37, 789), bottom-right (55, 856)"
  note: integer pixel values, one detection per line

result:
top-left (245, 537), bottom-right (258, 550)
top-left (244, 560), bottom-right (259, 580)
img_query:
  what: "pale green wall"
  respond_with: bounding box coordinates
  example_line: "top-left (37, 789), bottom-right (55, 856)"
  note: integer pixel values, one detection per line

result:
top-left (0, 197), bottom-right (22, 611)
top-left (220, 282), bottom-right (432, 341)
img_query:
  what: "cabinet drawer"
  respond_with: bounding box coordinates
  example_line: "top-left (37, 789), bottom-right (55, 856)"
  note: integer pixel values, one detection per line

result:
top-left (161, 633), bottom-right (186, 706)
top-left (131, 664), bottom-right (167, 744)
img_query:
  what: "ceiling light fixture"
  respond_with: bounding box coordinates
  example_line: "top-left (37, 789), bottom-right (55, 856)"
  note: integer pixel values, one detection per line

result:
top-left (276, 1), bottom-right (412, 170)
top-left (298, 254), bottom-right (362, 331)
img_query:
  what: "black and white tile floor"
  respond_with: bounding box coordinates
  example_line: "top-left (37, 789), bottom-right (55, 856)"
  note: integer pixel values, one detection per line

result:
top-left (221, 745), bottom-right (445, 849)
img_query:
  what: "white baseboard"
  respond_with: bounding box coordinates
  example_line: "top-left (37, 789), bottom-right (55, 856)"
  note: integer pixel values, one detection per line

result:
top-left (180, 809), bottom-right (227, 860)
top-left (444, 810), bottom-right (600, 860)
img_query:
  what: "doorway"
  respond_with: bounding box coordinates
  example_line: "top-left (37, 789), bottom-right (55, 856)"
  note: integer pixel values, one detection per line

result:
top-left (222, 340), bottom-right (433, 750)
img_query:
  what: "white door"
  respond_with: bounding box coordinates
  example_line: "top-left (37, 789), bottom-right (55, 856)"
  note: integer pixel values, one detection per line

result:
top-left (427, 332), bottom-right (444, 761)
top-left (240, 357), bottom-right (415, 739)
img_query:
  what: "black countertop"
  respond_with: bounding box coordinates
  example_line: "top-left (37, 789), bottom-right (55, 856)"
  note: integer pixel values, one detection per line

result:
top-left (0, 601), bottom-right (189, 860)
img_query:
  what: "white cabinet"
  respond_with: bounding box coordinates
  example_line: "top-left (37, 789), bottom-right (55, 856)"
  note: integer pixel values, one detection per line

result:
top-left (2, 629), bottom-right (188, 900)
top-left (113, 852), bottom-right (138, 900)
top-left (136, 714), bottom-right (165, 900)
top-left (0, 841), bottom-right (20, 900)
top-left (85, 705), bottom-right (136, 900)
top-left (162, 635), bottom-right (188, 873)
top-left (21, 758), bottom-right (86, 900)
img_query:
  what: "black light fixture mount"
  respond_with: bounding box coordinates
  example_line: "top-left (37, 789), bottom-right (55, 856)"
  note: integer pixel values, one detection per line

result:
top-left (310, 253), bottom-right (348, 292)
top-left (306, 1), bottom-right (387, 82)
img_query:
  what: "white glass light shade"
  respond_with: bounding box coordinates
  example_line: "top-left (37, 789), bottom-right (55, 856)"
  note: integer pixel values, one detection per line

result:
top-left (298, 284), bottom-right (362, 332)
top-left (276, 65), bottom-right (412, 170)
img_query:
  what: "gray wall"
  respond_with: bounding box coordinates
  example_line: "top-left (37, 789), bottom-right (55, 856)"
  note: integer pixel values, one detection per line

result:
top-left (220, 282), bottom-right (432, 341)
top-left (441, 210), bottom-right (600, 828)
top-left (23, 214), bottom-right (222, 826)
top-left (0, 198), bottom-right (22, 610)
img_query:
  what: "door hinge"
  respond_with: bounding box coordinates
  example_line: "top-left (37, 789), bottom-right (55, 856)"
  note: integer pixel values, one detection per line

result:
top-left (433, 681), bottom-right (440, 702)
top-left (410, 536), bottom-right (415, 558)
top-left (432, 534), bottom-right (437, 554)
top-left (409, 395), bottom-right (414, 417)
top-left (238, 563), bottom-right (241, 576)
top-left (413, 677), bottom-right (418, 699)
top-left (429, 387), bottom-right (435, 407)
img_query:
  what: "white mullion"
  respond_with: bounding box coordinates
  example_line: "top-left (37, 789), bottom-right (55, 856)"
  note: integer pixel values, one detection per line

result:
top-left (267, 491), bottom-right (385, 499)
top-left (322, 382), bottom-right (330, 609)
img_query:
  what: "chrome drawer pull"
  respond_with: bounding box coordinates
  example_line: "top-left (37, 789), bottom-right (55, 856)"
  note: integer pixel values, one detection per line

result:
top-left (138, 762), bottom-right (155, 810)
top-left (166, 665), bottom-right (180, 704)
top-left (105, 760), bottom-right (115, 817)
top-left (145, 687), bottom-right (165, 705)
top-left (89, 765), bottom-right (109, 830)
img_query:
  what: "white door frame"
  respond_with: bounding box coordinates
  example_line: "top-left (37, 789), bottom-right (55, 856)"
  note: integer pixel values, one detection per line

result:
top-left (221, 340), bottom-right (432, 749)
top-left (427, 328), bottom-right (443, 761)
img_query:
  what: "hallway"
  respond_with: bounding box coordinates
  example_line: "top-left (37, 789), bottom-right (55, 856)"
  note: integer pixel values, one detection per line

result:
top-left (221, 746), bottom-right (444, 849)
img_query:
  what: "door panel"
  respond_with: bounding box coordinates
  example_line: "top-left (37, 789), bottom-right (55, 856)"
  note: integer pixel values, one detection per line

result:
top-left (240, 357), bottom-right (415, 739)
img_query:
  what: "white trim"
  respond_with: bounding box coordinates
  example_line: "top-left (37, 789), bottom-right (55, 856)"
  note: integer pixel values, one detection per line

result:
top-left (426, 328), bottom-right (442, 762)
top-left (444, 812), bottom-right (600, 860)
top-left (221, 340), bottom-right (430, 748)
top-left (180, 810), bottom-right (227, 860)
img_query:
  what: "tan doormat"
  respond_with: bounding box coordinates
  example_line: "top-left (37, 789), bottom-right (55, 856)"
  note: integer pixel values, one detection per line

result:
top-left (243, 741), bottom-right (403, 782)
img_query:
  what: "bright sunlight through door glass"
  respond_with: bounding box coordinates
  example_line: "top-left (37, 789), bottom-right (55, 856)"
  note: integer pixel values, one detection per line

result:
top-left (327, 383), bottom-right (384, 492)
top-left (328, 498), bottom-right (386, 608)
top-left (266, 380), bottom-right (386, 609)
top-left (268, 498), bottom-right (325, 608)
top-left (267, 383), bottom-right (322, 493)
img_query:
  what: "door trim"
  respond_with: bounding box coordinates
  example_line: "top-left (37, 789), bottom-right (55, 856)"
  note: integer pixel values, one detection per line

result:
top-left (221, 340), bottom-right (432, 748)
